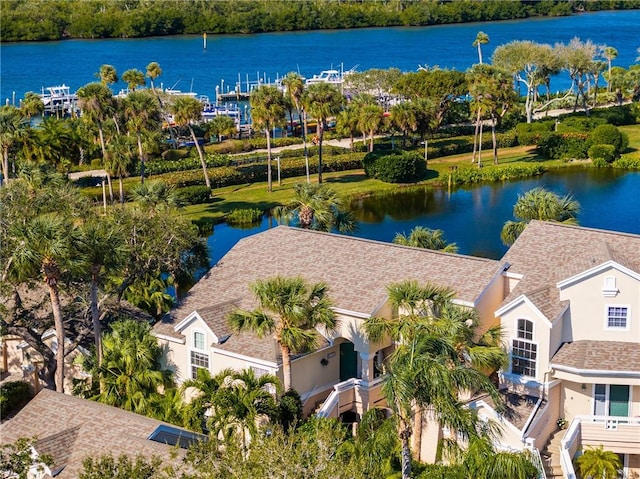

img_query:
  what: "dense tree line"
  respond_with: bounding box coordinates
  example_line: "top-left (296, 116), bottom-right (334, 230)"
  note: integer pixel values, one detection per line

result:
top-left (2, 0), bottom-right (640, 42)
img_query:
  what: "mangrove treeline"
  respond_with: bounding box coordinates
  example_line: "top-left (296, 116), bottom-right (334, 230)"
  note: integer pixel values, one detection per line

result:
top-left (2, 0), bottom-right (640, 42)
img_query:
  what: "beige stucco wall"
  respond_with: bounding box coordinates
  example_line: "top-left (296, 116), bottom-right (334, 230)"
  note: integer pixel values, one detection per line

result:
top-left (558, 267), bottom-right (640, 343)
top-left (561, 380), bottom-right (594, 420)
top-left (499, 302), bottom-right (552, 383)
top-left (525, 383), bottom-right (562, 450)
top-left (290, 342), bottom-right (340, 395)
top-left (474, 273), bottom-right (507, 335)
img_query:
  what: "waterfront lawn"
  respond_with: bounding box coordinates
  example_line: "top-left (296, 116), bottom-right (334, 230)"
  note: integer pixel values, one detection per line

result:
top-left (620, 124), bottom-right (640, 153)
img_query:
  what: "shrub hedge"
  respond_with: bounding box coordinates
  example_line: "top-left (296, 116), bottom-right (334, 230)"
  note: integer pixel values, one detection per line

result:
top-left (588, 144), bottom-right (617, 163)
top-left (363, 150), bottom-right (427, 183)
top-left (588, 124), bottom-right (629, 155)
top-left (448, 164), bottom-right (547, 185)
top-left (537, 132), bottom-right (590, 160)
top-left (175, 185), bottom-right (212, 205)
top-left (0, 381), bottom-right (33, 417)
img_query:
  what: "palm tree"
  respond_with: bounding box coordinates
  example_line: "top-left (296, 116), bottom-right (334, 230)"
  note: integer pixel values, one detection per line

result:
top-left (364, 280), bottom-right (503, 479)
top-left (121, 68), bottom-right (146, 91)
top-left (93, 320), bottom-right (172, 414)
top-left (249, 86), bottom-right (286, 192)
top-left (358, 103), bottom-right (384, 152)
top-left (208, 369), bottom-right (280, 451)
top-left (171, 96), bottom-right (211, 188)
top-left (6, 214), bottom-right (83, 392)
top-left (603, 46), bottom-right (618, 93)
top-left (393, 226), bottom-right (458, 253)
top-left (145, 62), bottom-right (162, 92)
top-left (473, 31), bottom-right (489, 64)
top-left (0, 105), bottom-right (29, 186)
top-left (97, 64), bottom-right (118, 86)
top-left (20, 92), bottom-right (45, 119)
top-left (228, 276), bottom-right (338, 392)
top-left (459, 436), bottom-right (538, 479)
top-left (182, 368), bottom-right (234, 432)
top-left (206, 115), bottom-right (237, 143)
top-left (104, 134), bottom-right (135, 203)
top-left (76, 217), bottom-right (128, 365)
top-left (576, 446), bottom-right (621, 479)
top-left (272, 183), bottom-right (356, 233)
top-left (121, 91), bottom-right (160, 183)
top-left (335, 105), bottom-right (360, 152)
top-left (500, 187), bottom-right (580, 245)
top-left (282, 72), bottom-right (310, 182)
top-left (390, 102), bottom-right (418, 148)
top-left (129, 180), bottom-right (184, 213)
top-left (303, 83), bottom-right (343, 184)
top-left (122, 275), bottom-right (174, 320)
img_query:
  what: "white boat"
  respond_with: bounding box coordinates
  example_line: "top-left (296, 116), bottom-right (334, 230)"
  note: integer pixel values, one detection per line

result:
top-left (305, 69), bottom-right (344, 86)
top-left (39, 85), bottom-right (78, 115)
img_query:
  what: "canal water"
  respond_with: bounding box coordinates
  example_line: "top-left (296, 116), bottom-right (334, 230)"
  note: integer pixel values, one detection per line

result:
top-left (206, 169), bottom-right (640, 265)
top-left (2, 10), bottom-right (640, 103)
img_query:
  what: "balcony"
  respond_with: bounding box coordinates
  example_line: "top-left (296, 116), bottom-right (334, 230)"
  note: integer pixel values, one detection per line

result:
top-left (560, 416), bottom-right (640, 478)
top-left (316, 376), bottom-right (385, 419)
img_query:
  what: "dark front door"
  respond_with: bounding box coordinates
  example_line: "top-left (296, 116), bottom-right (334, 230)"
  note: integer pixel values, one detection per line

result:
top-left (608, 385), bottom-right (630, 417)
top-left (339, 342), bottom-right (358, 381)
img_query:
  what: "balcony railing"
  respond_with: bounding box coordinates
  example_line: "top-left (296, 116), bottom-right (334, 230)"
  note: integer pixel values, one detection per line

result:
top-left (316, 376), bottom-right (385, 418)
top-left (560, 415), bottom-right (640, 478)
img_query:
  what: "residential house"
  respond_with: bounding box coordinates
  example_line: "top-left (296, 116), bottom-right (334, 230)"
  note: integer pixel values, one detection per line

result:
top-left (153, 221), bottom-right (640, 476)
top-left (0, 388), bottom-right (202, 478)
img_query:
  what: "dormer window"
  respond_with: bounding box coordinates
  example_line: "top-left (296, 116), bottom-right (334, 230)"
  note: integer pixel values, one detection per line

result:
top-left (194, 331), bottom-right (205, 350)
top-left (602, 276), bottom-right (618, 297)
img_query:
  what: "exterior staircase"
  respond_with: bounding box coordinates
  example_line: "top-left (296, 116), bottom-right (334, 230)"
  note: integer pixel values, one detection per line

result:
top-left (541, 429), bottom-right (566, 479)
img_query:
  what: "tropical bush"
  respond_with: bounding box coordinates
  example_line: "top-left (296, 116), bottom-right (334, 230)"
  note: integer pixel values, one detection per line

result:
top-left (588, 144), bottom-right (617, 164)
top-left (175, 185), bottom-right (211, 205)
top-left (588, 124), bottom-right (629, 155)
top-left (557, 116), bottom-right (607, 132)
top-left (537, 132), bottom-right (590, 160)
top-left (448, 164), bottom-right (546, 186)
top-left (0, 381), bottom-right (33, 417)
top-left (515, 121), bottom-right (555, 145)
top-left (226, 208), bottom-right (263, 225)
top-left (590, 105), bottom-right (637, 126)
top-left (363, 150), bottom-right (427, 183)
top-left (611, 155), bottom-right (640, 169)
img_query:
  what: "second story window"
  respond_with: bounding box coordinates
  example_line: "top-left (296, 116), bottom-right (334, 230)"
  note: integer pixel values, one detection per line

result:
top-left (512, 319), bottom-right (537, 378)
top-left (194, 331), bottom-right (205, 350)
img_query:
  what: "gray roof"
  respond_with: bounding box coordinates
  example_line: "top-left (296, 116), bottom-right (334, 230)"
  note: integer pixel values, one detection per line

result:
top-left (551, 340), bottom-right (640, 373)
top-left (154, 226), bottom-right (503, 362)
top-left (501, 221), bottom-right (640, 319)
top-left (0, 389), bottom-right (190, 478)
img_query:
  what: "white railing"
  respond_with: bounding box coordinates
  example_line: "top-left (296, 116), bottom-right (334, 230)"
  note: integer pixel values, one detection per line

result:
top-left (528, 447), bottom-right (547, 479)
top-left (315, 377), bottom-right (385, 418)
top-left (576, 414), bottom-right (640, 429)
top-left (560, 418), bottom-right (581, 479)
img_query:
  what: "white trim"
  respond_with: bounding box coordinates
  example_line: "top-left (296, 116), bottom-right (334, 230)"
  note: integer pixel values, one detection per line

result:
top-left (174, 311), bottom-right (219, 343)
top-left (191, 329), bottom-right (207, 351)
top-left (332, 307), bottom-right (370, 319)
top-left (495, 295), bottom-right (553, 328)
top-left (603, 304), bottom-right (631, 331)
top-left (210, 347), bottom-right (278, 369)
top-left (592, 384), bottom-right (632, 418)
top-left (153, 332), bottom-right (185, 344)
top-left (188, 349), bottom-right (210, 380)
top-left (551, 364), bottom-right (640, 378)
top-left (602, 276), bottom-right (619, 297)
top-left (556, 260), bottom-right (640, 290)
top-left (452, 298), bottom-right (474, 308)
top-left (504, 270), bottom-right (524, 280)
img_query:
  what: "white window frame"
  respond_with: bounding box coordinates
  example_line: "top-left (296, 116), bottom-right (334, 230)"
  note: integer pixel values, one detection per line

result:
top-left (190, 329), bottom-right (209, 379)
top-left (510, 318), bottom-right (538, 379)
top-left (592, 384), bottom-right (632, 419)
top-left (602, 276), bottom-right (618, 297)
top-left (604, 304), bottom-right (630, 331)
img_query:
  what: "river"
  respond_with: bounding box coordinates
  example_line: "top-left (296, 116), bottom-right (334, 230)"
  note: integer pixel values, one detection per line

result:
top-left (2, 10), bottom-right (640, 103)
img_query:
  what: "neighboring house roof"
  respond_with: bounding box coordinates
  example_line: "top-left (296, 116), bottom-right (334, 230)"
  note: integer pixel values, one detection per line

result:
top-left (500, 221), bottom-right (640, 319)
top-left (154, 226), bottom-right (503, 363)
top-left (550, 340), bottom-right (640, 375)
top-left (0, 389), bottom-right (193, 478)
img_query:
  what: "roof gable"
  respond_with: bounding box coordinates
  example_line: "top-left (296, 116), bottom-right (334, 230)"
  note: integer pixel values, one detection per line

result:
top-left (556, 260), bottom-right (640, 290)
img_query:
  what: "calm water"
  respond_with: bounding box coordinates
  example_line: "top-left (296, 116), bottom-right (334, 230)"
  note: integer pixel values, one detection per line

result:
top-left (207, 169), bottom-right (640, 265)
top-left (2, 10), bottom-right (640, 103)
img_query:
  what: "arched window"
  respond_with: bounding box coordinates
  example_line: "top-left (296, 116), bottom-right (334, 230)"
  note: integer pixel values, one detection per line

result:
top-left (511, 319), bottom-right (537, 377)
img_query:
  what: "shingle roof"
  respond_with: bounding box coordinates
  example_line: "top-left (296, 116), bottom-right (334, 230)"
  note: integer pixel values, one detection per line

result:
top-left (550, 340), bottom-right (640, 373)
top-left (154, 226), bottom-right (503, 362)
top-left (501, 221), bottom-right (640, 319)
top-left (0, 389), bottom-right (189, 478)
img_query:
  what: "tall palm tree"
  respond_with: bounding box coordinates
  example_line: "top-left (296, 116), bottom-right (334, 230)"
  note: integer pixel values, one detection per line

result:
top-left (603, 46), bottom-right (618, 93)
top-left (303, 83), bottom-right (343, 184)
top-left (390, 102), bottom-right (418, 148)
top-left (6, 214), bottom-right (83, 392)
top-left (208, 369), bottom-right (280, 451)
top-left (393, 226), bottom-right (458, 253)
top-left (206, 115), bottom-right (236, 143)
top-left (272, 183), bottom-right (356, 233)
top-left (576, 446), bottom-right (621, 479)
top-left (104, 134), bottom-right (134, 203)
top-left (121, 91), bottom-right (160, 183)
top-left (282, 72), bottom-right (310, 182)
top-left (170, 96), bottom-right (211, 188)
top-left (97, 64), bottom-right (118, 86)
top-left (473, 31), bottom-right (489, 65)
top-left (76, 217), bottom-right (128, 365)
top-left (249, 86), bottom-right (286, 192)
top-left (501, 187), bottom-right (580, 245)
top-left (364, 280), bottom-right (503, 479)
top-left (457, 436), bottom-right (537, 479)
top-left (121, 68), bottom-right (146, 91)
top-left (335, 105), bottom-right (360, 152)
top-left (145, 62), bottom-right (162, 92)
top-left (93, 320), bottom-right (172, 414)
top-left (228, 276), bottom-right (337, 392)
top-left (0, 105), bottom-right (29, 186)
top-left (358, 103), bottom-right (384, 152)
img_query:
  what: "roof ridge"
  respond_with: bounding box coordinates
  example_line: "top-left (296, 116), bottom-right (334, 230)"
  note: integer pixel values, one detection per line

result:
top-left (528, 219), bottom-right (640, 240)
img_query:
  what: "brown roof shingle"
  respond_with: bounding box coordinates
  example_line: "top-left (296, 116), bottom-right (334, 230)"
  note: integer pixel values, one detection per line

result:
top-left (550, 340), bottom-right (640, 373)
top-left (0, 389), bottom-right (191, 478)
top-left (154, 226), bottom-right (503, 362)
